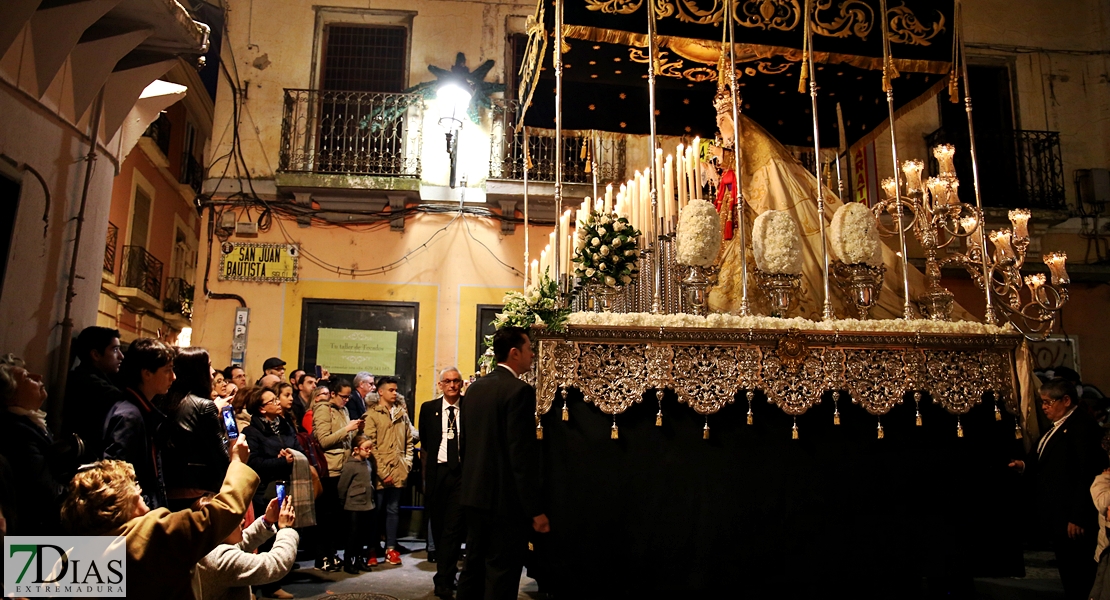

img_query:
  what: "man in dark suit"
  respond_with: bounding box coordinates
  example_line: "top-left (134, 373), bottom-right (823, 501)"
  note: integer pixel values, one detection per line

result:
top-left (1010, 378), bottom-right (1109, 600)
top-left (62, 326), bottom-right (124, 461)
top-left (349, 371), bottom-right (375, 422)
top-left (457, 327), bottom-right (549, 600)
top-left (420, 366), bottom-right (467, 598)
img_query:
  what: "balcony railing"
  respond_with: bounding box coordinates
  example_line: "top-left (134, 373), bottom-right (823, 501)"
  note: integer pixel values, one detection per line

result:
top-left (104, 222), bottom-right (118, 274)
top-left (489, 99), bottom-right (626, 185)
top-left (164, 277), bottom-right (194, 319)
top-left (181, 154), bottom-right (203, 195)
top-left (143, 113), bottom-right (172, 158)
top-left (120, 246), bottom-right (163, 300)
top-left (279, 89), bottom-right (423, 177)
top-left (924, 128), bottom-right (1066, 209)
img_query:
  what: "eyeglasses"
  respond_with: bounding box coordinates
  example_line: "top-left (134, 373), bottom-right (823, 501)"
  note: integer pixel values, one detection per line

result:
top-left (1041, 397), bottom-right (1063, 407)
top-left (337, 394), bottom-right (350, 399)
top-left (264, 398), bottom-right (281, 406)
top-left (441, 379), bottom-right (463, 386)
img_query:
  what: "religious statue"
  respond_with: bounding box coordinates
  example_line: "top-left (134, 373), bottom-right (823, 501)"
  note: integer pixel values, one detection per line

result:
top-left (705, 75), bottom-right (739, 241)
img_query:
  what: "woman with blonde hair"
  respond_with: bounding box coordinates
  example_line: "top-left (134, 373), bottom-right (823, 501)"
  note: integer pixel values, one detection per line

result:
top-left (60, 436), bottom-right (258, 599)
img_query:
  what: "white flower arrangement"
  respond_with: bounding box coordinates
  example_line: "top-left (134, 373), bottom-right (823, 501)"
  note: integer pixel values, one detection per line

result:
top-left (565, 311), bottom-right (1014, 335)
top-left (574, 211), bottom-right (642, 288)
top-left (830, 202), bottom-right (882, 266)
top-left (752, 210), bottom-right (803, 274)
top-left (676, 199), bottom-right (722, 267)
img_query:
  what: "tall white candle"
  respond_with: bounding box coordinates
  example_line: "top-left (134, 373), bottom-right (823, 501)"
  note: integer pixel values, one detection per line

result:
top-left (530, 259), bottom-right (539, 290)
top-left (676, 144), bottom-right (687, 208)
top-left (630, 175), bottom-right (639, 233)
top-left (664, 155), bottom-right (674, 232)
top-left (684, 146), bottom-right (694, 201)
top-left (604, 184), bottom-right (614, 214)
top-left (691, 137), bottom-right (701, 199)
top-left (540, 247), bottom-right (548, 281)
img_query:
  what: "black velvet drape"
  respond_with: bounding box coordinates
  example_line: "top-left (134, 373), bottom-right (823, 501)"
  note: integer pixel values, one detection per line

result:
top-left (536, 387), bottom-right (1025, 598)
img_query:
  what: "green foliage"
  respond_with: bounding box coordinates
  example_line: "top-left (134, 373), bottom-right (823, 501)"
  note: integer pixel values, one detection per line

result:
top-left (490, 268), bottom-right (570, 333)
top-left (573, 211), bottom-right (642, 288)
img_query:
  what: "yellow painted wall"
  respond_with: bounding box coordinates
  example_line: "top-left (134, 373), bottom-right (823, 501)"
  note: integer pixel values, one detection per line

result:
top-left (191, 210), bottom-right (553, 415)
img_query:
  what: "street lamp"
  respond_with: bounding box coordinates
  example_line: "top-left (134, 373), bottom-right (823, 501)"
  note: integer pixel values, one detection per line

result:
top-left (437, 81), bottom-right (472, 188)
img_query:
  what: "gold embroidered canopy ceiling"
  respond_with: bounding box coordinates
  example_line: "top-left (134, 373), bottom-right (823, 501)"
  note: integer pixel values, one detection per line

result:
top-left (518, 0), bottom-right (956, 148)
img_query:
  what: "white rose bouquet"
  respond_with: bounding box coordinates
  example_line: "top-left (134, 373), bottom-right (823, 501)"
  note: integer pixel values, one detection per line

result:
top-left (573, 211), bottom-right (642, 288)
top-left (676, 199), bottom-right (722, 267)
top-left (830, 202), bottom-right (882, 266)
top-left (752, 210), bottom-right (803, 274)
top-left (491, 268), bottom-right (570, 332)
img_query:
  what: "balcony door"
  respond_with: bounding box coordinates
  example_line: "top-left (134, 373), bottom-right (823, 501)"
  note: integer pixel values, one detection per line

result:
top-left (316, 24), bottom-right (410, 175)
top-left (0, 172), bottom-right (19, 304)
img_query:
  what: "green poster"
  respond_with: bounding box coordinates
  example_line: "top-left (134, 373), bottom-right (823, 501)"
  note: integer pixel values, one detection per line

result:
top-left (316, 328), bottom-right (397, 375)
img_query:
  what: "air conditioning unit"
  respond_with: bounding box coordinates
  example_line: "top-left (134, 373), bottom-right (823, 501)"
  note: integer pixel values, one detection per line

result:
top-left (235, 221), bottom-right (258, 236)
top-left (1077, 168), bottom-right (1110, 207)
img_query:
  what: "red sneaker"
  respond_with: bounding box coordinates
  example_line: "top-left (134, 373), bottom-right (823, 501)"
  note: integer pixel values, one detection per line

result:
top-left (366, 554), bottom-right (378, 567)
top-left (385, 549), bottom-right (402, 565)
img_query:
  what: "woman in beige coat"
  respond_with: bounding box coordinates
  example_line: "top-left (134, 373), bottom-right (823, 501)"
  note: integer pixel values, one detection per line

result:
top-left (311, 381), bottom-right (362, 571)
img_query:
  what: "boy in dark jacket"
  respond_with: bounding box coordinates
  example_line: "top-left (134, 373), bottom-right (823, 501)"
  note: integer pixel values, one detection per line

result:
top-left (338, 435), bottom-right (376, 574)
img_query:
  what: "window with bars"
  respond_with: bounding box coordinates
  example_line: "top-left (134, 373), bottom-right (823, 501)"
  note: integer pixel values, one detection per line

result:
top-left (321, 25), bottom-right (408, 92)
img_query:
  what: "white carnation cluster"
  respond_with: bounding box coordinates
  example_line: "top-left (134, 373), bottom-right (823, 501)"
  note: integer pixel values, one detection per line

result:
top-left (830, 202), bottom-right (882, 266)
top-left (752, 210), bottom-right (803, 274)
top-left (565, 311), bottom-right (1014, 335)
top-left (675, 199), bottom-right (722, 267)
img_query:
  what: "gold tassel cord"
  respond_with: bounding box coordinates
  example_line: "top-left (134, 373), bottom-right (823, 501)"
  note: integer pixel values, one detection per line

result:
top-left (914, 391), bottom-right (922, 426)
top-left (703, 417), bottom-right (710, 440)
top-left (656, 410), bottom-right (663, 427)
top-left (832, 391), bottom-right (841, 425)
top-left (948, 0), bottom-right (961, 103)
top-left (611, 417), bottom-right (619, 440)
top-left (1014, 420), bottom-right (1024, 440)
top-left (746, 390), bottom-right (754, 425)
top-left (798, 0), bottom-right (810, 94)
top-left (877, 418), bottom-right (885, 440)
top-left (879, 0), bottom-right (900, 93)
top-left (792, 418), bottom-right (799, 440)
top-left (535, 410), bottom-right (543, 439)
top-left (957, 418), bottom-right (964, 438)
top-left (994, 403), bottom-right (1002, 421)
top-left (560, 386), bottom-right (569, 421)
top-left (562, 404), bottom-right (569, 421)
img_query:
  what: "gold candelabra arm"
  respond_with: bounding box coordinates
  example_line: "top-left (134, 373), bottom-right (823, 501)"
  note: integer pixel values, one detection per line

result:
top-left (871, 198), bottom-right (919, 238)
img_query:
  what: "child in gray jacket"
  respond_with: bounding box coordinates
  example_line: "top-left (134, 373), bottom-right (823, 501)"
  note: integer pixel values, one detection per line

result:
top-left (338, 434), bottom-right (377, 574)
top-left (195, 496), bottom-right (299, 600)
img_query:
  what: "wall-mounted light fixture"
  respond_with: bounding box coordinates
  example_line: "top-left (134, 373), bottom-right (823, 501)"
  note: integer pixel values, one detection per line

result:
top-left (437, 81), bottom-right (473, 188)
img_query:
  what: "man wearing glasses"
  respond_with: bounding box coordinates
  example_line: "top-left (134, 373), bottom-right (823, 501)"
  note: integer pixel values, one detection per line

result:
top-left (1010, 378), bottom-right (1108, 600)
top-left (419, 367), bottom-right (467, 598)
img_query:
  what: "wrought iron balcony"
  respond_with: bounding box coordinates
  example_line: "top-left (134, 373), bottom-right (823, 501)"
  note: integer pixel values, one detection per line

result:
top-left (924, 128), bottom-right (1066, 210)
top-left (143, 112), bottom-right (172, 158)
top-left (120, 245), bottom-right (163, 300)
top-left (104, 222), bottom-right (118, 274)
top-left (489, 99), bottom-right (626, 185)
top-left (181, 154), bottom-right (204, 195)
top-left (164, 277), bottom-right (194, 319)
top-left (279, 89), bottom-right (423, 177)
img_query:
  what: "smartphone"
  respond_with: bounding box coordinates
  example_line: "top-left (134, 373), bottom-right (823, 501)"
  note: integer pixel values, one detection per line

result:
top-left (221, 405), bottom-right (239, 439)
top-left (275, 481), bottom-right (287, 506)
top-left (314, 364), bottom-right (323, 379)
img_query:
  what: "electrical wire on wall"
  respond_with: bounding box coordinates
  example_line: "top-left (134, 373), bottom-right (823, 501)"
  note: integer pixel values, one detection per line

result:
top-left (200, 8), bottom-right (539, 284)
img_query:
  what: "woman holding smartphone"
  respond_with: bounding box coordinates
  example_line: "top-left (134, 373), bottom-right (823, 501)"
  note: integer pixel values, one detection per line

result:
top-left (243, 386), bottom-right (303, 518)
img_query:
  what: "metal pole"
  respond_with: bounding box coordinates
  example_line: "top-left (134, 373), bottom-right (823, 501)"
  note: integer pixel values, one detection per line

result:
top-left (957, 0), bottom-right (996, 323)
top-left (805, 3), bottom-right (835, 320)
top-left (880, 0), bottom-right (914, 319)
top-left (554, 0), bottom-right (564, 300)
top-left (53, 87), bottom-right (104, 431)
top-left (727, 0), bottom-right (751, 316)
top-left (646, 0), bottom-right (661, 313)
top-left (523, 125), bottom-right (530, 291)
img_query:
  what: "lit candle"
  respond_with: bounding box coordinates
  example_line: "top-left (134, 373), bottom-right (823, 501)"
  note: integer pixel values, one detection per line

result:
top-left (560, 210), bottom-right (571, 279)
top-left (881, 177), bottom-right (898, 200)
top-left (539, 247), bottom-right (548, 281)
top-left (530, 259), bottom-right (539, 290)
top-left (566, 231), bottom-right (574, 279)
top-left (1024, 273), bottom-right (1046, 298)
top-left (960, 215), bottom-right (983, 249)
top-left (902, 159), bottom-right (925, 194)
top-left (629, 175), bottom-right (638, 233)
top-left (676, 144), bottom-right (687, 208)
top-left (1044, 251), bottom-right (1069, 285)
top-left (692, 137), bottom-right (701, 198)
top-left (604, 184), bottom-right (614, 214)
top-left (926, 177), bottom-right (948, 207)
top-left (933, 144), bottom-right (957, 176)
top-left (664, 154), bottom-right (675, 232)
top-left (947, 179), bottom-right (960, 204)
top-left (989, 229), bottom-right (1015, 263)
top-left (1009, 208), bottom-right (1031, 239)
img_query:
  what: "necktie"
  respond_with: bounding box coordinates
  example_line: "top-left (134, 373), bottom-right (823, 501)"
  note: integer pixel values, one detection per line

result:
top-left (447, 406), bottom-right (459, 469)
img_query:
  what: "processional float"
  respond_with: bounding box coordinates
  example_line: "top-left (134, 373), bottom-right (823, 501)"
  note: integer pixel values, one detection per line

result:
top-left (504, 0), bottom-right (1064, 440)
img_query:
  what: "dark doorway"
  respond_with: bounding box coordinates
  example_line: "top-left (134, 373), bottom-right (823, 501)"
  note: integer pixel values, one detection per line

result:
top-left (0, 172), bottom-right (21, 304)
top-left (298, 299), bottom-right (419, 415)
top-left (473, 304), bottom-right (503, 375)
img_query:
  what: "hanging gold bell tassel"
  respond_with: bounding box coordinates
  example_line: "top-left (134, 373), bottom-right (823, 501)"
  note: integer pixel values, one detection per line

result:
top-left (536, 423), bottom-right (544, 440)
top-left (560, 387), bottom-right (569, 421)
top-left (746, 390), bottom-right (754, 425)
top-left (877, 419), bottom-right (885, 440)
top-left (915, 410), bottom-right (922, 427)
top-left (833, 408), bottom-right (840, 426)
top-left (957, 418), bottom-right (964, 438)
top-left (655, 410), bottom-right (663, 427)
top-left (561, 404), bottom-right (569, 421)
top-left (832, 391), bottom-right (841, 425)
top-left (792, 419), bottom-right (799, 440)
top-left (913, 392), bottom-right (922, 426)
top-left (610, 418), bottom-right (619, 440)
top-left (1014, 421), bottom-right (1024, 440)
top-left (994, 404), bottom-right (1002, 421)
top-left (703, 418), bottom-right (710, 440)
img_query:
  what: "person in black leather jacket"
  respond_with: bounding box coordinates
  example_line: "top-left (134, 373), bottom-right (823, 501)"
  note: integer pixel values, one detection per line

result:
top-left (244, 385), bottom-right (303, 516)
top-left (160, 347), bottom-right (230, 511)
